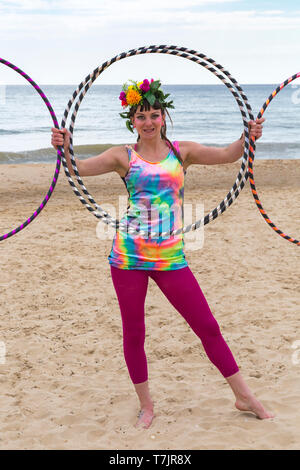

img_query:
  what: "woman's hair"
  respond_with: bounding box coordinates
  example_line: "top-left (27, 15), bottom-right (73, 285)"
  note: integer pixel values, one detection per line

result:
top-left (129, 99), bottom-right (183, 166)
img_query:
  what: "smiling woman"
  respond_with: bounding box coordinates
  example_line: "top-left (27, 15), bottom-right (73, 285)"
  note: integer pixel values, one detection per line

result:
top-left (124, 79), bottom-right (182, 165)
top-left (106, 79), bottom-right (188, 271)
top-left (51, 65), bottom-right (273, 429)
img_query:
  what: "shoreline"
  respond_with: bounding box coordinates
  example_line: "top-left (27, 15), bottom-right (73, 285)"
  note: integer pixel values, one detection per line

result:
top-left (1, 145), bottom-right (300, 165)
top-left (1, 156), bottom-right (300, 165)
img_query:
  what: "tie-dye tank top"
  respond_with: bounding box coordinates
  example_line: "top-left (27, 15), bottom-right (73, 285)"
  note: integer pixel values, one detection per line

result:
top-left (107, 141), bottom-right (188, 270)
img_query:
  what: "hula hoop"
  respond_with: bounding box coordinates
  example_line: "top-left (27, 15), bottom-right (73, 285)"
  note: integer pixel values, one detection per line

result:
top-left (248, 72), bottom-right (300, 245)
top-left (0, 58), bottom-right (61, 242)
top-left (60, 45), bottom-right (255, 237)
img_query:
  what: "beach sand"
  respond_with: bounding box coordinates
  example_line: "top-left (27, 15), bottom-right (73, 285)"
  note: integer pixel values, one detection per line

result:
top-left (0, 159), bottom-right (299, 450)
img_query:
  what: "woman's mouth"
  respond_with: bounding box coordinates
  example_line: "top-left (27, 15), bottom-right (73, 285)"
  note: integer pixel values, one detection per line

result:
top-left (143, 128), bottom-right (154, 134)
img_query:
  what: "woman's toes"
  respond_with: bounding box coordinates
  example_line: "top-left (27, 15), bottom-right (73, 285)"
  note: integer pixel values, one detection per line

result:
top-left (135, 409), bottom-right (154, 429)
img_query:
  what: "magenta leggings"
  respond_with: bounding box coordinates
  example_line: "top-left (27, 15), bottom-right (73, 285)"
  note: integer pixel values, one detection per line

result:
top-left (110, 265), bottom-right (239, 384)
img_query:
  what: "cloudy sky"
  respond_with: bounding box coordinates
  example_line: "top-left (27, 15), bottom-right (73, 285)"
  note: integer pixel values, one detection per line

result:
top-left (1, 0), bottom-right (300, 85)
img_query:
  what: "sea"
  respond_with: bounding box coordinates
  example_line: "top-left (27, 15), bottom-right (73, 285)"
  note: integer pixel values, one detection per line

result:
top-left (0, 84), bottom-right (300, 164)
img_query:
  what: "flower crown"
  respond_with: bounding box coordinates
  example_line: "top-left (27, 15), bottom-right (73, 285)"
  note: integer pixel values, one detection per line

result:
top-left (119, 79), bottom-right (174, 133)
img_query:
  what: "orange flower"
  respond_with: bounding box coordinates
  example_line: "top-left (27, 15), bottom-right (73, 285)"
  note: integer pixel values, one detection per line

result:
top-left (126, 89), bottom-right (142, 106)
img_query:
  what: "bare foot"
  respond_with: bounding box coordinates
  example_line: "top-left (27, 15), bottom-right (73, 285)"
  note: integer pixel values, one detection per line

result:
top-left (135, 408), bottom-right (155, 429)
top-left (235, 395), bottom-right (275, 419)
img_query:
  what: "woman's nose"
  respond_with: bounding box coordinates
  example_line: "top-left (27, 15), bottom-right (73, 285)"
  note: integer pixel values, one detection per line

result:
top-left (144, 117), bottom-right (152, 126)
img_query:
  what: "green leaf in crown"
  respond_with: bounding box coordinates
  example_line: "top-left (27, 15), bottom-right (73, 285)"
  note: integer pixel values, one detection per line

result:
top-left (150, 80), bottom-right (160, 91)
top-left (143, 91), bottom-right (156, 106)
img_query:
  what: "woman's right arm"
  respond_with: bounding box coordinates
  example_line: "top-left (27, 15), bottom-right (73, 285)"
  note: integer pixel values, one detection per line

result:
top-left (51, 127), bottom-right (123, 177)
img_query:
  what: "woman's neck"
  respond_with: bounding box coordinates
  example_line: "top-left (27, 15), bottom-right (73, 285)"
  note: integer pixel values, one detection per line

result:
top-left (136, 137), bottom-right (169, 155)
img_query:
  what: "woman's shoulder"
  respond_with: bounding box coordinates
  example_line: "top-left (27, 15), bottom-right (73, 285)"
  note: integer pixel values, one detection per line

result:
top-left (112, 144), bottom-right (131, 153)
top-left (112, 144), bottom-right (134, 178)
top-left (109, 144), bottom-right (133, 159)
top-left (176, 140), bottom-right (193, 149)
top-left (174, 141), bottom-right (192, 162)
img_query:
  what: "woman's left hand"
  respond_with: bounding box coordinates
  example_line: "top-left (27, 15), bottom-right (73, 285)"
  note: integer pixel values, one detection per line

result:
top-left (248, 117), bottom-right (265, 141)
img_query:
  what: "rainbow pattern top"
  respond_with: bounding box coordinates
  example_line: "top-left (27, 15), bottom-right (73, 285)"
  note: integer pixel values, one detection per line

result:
top-left (107, 141), bottom-right (188, 270)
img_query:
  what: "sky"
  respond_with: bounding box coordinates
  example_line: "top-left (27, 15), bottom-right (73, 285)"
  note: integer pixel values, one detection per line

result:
top-left (0, 0), bottom-right (300, 85)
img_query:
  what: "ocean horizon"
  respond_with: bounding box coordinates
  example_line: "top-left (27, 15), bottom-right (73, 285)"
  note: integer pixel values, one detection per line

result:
top-left (1, 84), bottom-right (299, 164)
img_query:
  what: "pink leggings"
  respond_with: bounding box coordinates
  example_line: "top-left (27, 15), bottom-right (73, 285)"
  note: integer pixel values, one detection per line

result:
top-left (110, 265), bottom-right (239, 384)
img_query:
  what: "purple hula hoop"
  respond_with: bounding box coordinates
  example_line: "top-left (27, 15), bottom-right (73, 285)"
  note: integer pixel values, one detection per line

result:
top-left (0, 58), bottom-right (62, 241)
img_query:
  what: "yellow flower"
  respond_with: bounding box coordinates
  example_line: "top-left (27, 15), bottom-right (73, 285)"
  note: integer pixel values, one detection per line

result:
top-left (126, 89), bottom-right (142, 106)
top-left (137, 81), bottom-right (143, 88)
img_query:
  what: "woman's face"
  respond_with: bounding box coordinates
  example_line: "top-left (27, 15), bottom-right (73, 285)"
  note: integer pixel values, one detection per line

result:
top-left (132, 106), bottom-right (165, 139)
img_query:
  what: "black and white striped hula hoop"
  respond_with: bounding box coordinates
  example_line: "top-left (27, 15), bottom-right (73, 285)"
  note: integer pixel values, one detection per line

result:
top-left (0, 58), bottom-right (61, 242)
top-left (60, 45), bottom-right (255, 238)
top-left (248, 72), bottom-right (300, 245)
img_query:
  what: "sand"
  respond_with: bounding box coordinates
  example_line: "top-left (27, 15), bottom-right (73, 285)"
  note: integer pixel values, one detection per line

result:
top-left (0, 159), bottom-right (299, 450)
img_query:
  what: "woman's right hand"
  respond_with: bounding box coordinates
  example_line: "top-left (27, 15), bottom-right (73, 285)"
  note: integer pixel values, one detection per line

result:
top-left (51, 127), bottom-right (71, 150)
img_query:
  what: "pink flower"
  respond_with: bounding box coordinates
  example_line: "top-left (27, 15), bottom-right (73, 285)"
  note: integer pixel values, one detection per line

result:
top-left (140, 79), bottom-right (150, 92)
top-left (119, 91), bottom-right (126, 101)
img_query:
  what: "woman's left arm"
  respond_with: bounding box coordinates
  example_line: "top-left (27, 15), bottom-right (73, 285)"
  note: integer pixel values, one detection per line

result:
top-left (182, 117), bottom-right (265, 166)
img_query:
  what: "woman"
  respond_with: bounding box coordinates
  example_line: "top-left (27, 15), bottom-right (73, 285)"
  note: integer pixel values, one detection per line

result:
top-left (51, 79), bottom-right (274, 429)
